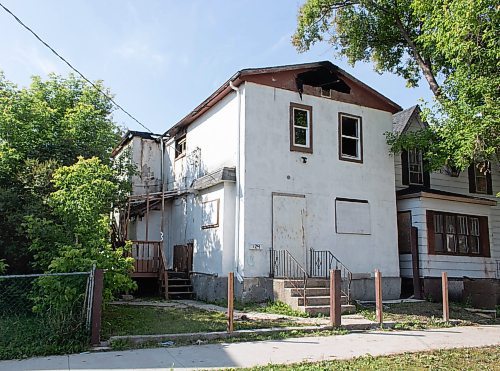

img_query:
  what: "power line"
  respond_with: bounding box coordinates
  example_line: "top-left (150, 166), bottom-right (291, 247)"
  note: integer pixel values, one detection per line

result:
top-left (0, 1), bottom-right (153, 133)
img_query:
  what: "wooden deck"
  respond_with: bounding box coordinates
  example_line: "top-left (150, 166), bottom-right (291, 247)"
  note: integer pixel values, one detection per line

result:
top-left (126, 241), bottom-right (163, 278)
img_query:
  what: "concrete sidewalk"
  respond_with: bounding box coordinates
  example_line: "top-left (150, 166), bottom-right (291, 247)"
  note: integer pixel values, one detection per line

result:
top-left (1, 325), bottom-right (499, 370)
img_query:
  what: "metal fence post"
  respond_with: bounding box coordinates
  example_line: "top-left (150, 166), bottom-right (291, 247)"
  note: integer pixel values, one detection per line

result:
top-left (90, 268), bottom-right (104, 346)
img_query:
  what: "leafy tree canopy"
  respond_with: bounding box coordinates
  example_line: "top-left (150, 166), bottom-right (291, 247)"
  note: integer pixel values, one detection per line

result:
top-left (0, 73), bottom-right (125, 274)
top-left (293, 0), bottom-right (499, 170)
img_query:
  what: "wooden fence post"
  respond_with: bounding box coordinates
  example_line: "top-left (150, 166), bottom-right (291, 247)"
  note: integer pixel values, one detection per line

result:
top-left (90, 268), bottom-right (104, 346)
top-left (442, 271), bottom-right (449, 322)
top-left (375, 269), bottom-right (383, 325)
top-left (330, 269), bottom-right (341, 327)
top-left (227, 272), bottom-right (234, 333)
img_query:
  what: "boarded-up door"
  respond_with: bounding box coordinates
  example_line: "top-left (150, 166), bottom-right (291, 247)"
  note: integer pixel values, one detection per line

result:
top-left (272, 194), bottom-right (307, 268)
top-left (173, 243), bottom-right (193, 272)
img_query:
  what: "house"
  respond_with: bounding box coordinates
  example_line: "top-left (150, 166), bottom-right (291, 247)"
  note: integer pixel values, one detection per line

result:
top-left (113, 61), bottom-right (412, 308)
top-left (394, 105), bottom-right (500, 307)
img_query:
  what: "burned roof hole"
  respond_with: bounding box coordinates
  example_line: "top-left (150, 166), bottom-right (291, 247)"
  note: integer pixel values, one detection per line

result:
top-left (295, 67), bottom-right (351, 98)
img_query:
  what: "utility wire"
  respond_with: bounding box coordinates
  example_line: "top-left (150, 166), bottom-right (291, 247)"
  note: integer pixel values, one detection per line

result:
top-left (0, 1), bottom-right (153, 133)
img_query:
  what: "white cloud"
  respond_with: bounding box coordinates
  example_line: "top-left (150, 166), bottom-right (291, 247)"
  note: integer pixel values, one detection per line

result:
top-left (10, 45), bottom-right (62, 76)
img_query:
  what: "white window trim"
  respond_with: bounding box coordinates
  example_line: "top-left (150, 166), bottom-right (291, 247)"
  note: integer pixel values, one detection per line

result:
top-left (408, 148), bottom-right (424, 185)
top-left (292, 107), bottom-right (311, 148)
top-left (339, 114), bottom-right (361, 160)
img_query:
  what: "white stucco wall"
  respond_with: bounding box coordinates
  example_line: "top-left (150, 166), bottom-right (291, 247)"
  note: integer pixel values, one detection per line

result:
top-left (395, 116), bottom-right (500, 279)
top-left (242, 82), bottom-right (400, 278)
top-left (165, 183), bottom-right (233, 275)
top-left (164, 91), bottom-right (239, 191)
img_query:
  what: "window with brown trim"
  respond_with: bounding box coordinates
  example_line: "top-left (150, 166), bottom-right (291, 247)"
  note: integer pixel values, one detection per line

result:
top-left (175, 135), bottom-right (186, 159)
top-left (426, 210), bottom-right (490, 257)
top-left (201, 199), bottom-right (220, 229)
top-left (290, 103), bottom-right (313, 153)
top-left (339, 113), bottom-right (362, 162)
top-left (468, 162), bottom-right (492, 195)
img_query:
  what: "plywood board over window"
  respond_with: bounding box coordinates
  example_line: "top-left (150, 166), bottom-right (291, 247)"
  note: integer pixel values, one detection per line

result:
top-left (335, 198), bottom-right (371, 234)
top-left (201, 199), bottom-right (220, 229)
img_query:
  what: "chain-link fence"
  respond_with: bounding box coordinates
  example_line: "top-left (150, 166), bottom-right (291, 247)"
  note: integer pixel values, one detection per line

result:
top-left (0, 270), bottom-right (93, 359)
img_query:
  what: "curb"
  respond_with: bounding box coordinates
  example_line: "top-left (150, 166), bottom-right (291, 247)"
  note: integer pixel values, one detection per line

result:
top-left (105, 322), bottom-right (398, 347)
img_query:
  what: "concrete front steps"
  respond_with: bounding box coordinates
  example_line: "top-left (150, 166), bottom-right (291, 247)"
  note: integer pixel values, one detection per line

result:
top-left (273, 278), bottom-right (356, 316)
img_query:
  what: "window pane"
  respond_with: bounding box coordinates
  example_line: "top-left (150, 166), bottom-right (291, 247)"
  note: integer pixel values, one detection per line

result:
top-left (476, 176), bottom-right (487, 193)
top-left (341, 116), bottom-right (358, 137)
top-left (410, 171), bottom-right (423, 185)
top-left (470, 236), bottom-right (480, 253)
top-left (294, 127), bottom-right (307, 146)
top-left (470, 218), bottom-right (480, 236)
top-left (341, 137), bottom-right (358, 158)
top-left (457, 216), bottom-right (468, 234)
top-left (294, 109), bottom-right (308, 128)
top-left (446, 234), bottom-right (456, 252)
top-left (458, 235), bottom-right (468, 253)
top-left (435, 233), bottom-right (444, 252)
top-left (445, 215), bottom-right (456, 233)
top-left (434, 214), bottom-right (444, 233)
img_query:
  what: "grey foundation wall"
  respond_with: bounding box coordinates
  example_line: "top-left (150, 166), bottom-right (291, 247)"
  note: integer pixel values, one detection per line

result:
top-left (350, 277), bottom-right (401, 301)
top-left (191, 274), bottom-right (273, 303)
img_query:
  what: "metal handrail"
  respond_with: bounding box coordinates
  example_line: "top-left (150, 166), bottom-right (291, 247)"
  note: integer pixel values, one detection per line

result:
top-left (309, 248), bottom-right (352, 303)
top-left (270, 249), bottom-right (308, 307)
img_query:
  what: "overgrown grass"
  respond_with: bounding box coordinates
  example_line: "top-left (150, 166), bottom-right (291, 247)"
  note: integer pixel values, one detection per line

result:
top-left (102, 305), bottom-right (307, 339)
top-left (0, 314), bottom-right (88, 360)
top-left (110, 328), bottom-right (348, 351)
top-left (358, 301), bottom-right (500, 330)
top-left (210, 300), bottom-right (310, 318)
top-left (239, 346), bottom-right (500, 370)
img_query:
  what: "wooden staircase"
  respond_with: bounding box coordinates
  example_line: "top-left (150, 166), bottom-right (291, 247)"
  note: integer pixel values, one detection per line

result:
top-left (163, 271), bottom-right (194, 299)
top-left (128, 240), bottom-right (193, 300)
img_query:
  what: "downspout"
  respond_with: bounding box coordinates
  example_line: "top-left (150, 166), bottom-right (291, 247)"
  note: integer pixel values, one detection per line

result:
top-left (229, 80), bottom-right (243, 283)
top-left (160, 136), bottom-right (165, 242)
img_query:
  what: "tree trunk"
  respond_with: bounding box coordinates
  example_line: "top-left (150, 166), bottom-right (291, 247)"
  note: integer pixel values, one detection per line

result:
top-left (394, 16), bottom-right (441, 97)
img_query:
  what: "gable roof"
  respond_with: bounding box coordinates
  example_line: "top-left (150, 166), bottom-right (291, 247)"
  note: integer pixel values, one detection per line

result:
top-left (392, 105), bottom-right (422, 134)
top-left (165, 61), bottom-right (402, 137)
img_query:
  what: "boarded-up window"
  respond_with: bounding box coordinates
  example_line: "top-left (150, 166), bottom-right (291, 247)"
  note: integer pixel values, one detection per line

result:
top-left (201, 199), bottom-right (219, 229)
top-left (397, 211), bottom-right (412, 254)
top-left (335, 198), bottom-right (371, 234)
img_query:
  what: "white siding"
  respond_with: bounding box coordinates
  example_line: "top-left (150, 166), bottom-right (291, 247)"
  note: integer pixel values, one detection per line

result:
top-left (395, 113), bottom-right (500, 279)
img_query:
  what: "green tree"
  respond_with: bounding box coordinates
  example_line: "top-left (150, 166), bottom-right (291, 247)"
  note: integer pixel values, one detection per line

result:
top-left (293, 0), bottom-right (499, 170)
top-left (28, 157), bottom-right (135, 300)
top-left (0, 73), bottom-right (122, 273)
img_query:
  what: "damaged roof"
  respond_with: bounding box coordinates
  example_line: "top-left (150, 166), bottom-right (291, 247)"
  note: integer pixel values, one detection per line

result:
top-left (165, 61), bottom-right (402, 137)
top-left (111, 130), bottom-right (161, 157)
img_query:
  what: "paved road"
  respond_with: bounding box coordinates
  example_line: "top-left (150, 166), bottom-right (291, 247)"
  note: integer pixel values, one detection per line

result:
top-left (1, 325), bottom-right (499, 370)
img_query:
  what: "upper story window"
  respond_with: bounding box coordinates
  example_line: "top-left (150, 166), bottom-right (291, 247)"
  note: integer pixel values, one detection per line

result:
top-left (339, 113), bottom-right (362, 162)
top-left (175, 135), bottom-right (186, 159)
top-left (427, 210), bottom-right (489, 257)
top-left (468, 162), bottom-right (492, 195)
top-left (289, 103), bottom-right (313, 153)
top-left (408, 149), bottom-right (424, 185)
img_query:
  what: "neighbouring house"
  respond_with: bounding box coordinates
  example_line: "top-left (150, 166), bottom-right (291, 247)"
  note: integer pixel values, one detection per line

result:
top-left (113, 61), bottom-right (497, 310)
top-left (394, 105), bottom-right (500, 307)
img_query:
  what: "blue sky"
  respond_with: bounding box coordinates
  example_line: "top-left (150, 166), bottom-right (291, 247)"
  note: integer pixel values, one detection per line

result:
top-left (0, 0), bottom-right (433, 134)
